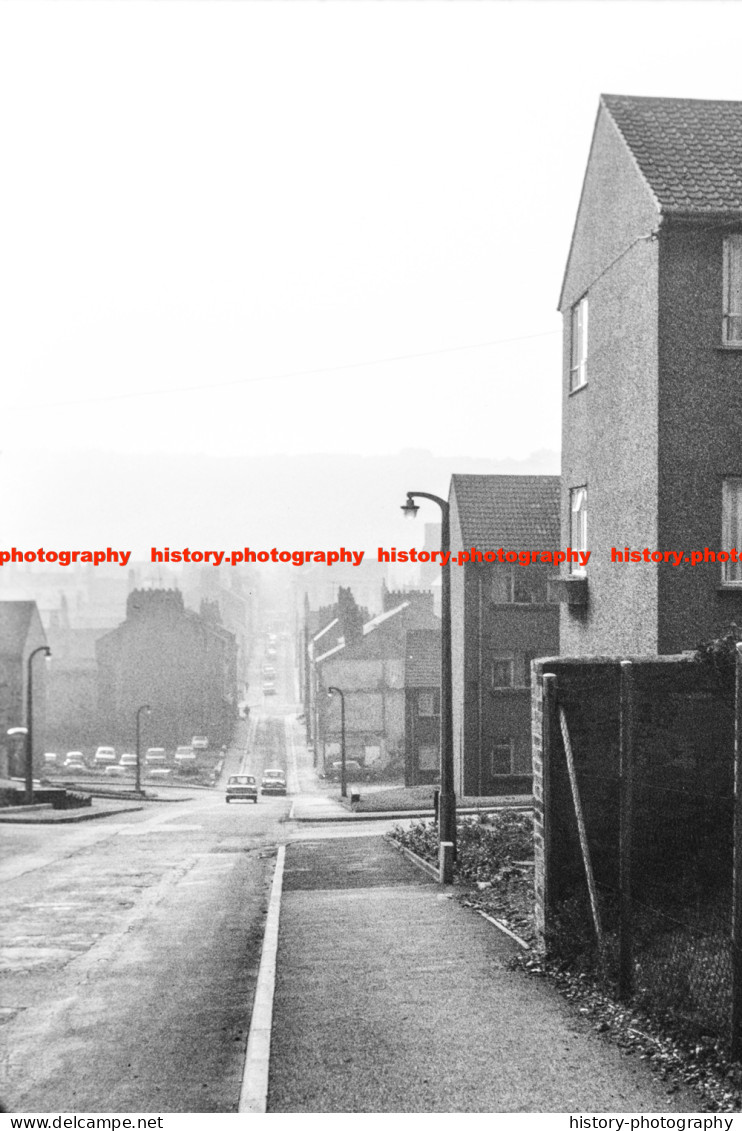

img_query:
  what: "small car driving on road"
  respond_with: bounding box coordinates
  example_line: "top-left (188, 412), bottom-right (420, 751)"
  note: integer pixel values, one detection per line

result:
top-left (225, 774), bottom-right (259, 803)
top-left (261, 768), bottom-right (287, 796)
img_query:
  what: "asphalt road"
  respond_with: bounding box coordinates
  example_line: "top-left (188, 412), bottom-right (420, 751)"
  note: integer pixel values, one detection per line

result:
top-left (0, 629), bottom-right (315, 1113)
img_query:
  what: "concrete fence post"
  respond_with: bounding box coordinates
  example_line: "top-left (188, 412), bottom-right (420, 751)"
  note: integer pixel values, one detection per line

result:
top-left (618, 659), bottom-right (635, 1000)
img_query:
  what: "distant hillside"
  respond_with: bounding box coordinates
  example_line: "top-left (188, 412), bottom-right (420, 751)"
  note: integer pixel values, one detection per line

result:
top-left (1, 448), bottom-right (559, 556)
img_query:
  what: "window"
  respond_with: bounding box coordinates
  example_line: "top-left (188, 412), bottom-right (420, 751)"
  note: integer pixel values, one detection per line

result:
top-left (722, 478), bottom-right (742, 584)
top-left (570, 295), bottom-right (588, 390)
top-left (570, 486), bottom-right (588, 574)
top-left (723, 236), bottom-right (742, 345)
top-left (418, 690), bottom-right (440, 717)
top-left (490, 568), bottom-right (513, 603)
top-left (491, 741), bottom-right (514, 776)
top-left (491, 657), bottom-right (514, 688)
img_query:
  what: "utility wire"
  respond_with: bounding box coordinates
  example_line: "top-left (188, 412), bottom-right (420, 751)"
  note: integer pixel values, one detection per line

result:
top-left (7, 327), bottom-right (559, 413)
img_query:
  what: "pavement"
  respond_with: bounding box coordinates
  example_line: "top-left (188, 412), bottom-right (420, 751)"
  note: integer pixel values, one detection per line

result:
top-left (264, 833), bottom-right (702, 1113)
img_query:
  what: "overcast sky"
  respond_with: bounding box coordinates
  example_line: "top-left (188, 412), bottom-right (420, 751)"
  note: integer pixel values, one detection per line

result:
top-left (4, 0), bottom-right (741, 467)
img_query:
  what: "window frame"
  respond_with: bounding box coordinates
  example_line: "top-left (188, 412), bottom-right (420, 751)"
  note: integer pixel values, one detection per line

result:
top-left (722, 477), bottom-right (742, 586)
top-left (723, 235), bottom-right (742, 347)
top-left (569, 485), bottom-right (588, 576)
top-left (570, 295), bottom-right (589, 391)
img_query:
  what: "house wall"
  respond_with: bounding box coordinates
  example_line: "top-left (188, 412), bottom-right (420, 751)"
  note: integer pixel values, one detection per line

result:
top-left (560, 105), bottom-right (661, 656)
top-left (657, 224), bottom-right (742, 651)
top-left (449, 487), bottom-right (468, 796)
top-left (459, 565), bottom-right (559, 796)
top-left (404, 688), bottom-right (440, 785)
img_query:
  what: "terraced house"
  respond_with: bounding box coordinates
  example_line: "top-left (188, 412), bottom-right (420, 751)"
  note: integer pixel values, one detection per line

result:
top-left (558, 94), bottom-right (742, 654)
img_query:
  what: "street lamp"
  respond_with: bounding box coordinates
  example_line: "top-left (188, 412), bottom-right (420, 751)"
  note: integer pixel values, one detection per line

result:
top-left (25, 646), bottom-right (51, 805)
top-left (401, 491), bottom-right (456, 867)
top-left (327, 686), bottom-right (347, 798)
top-left (135, 704), bottom-right (151, 794)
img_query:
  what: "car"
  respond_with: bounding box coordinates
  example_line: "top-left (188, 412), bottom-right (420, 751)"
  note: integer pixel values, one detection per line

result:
top-left (262, 680), bottom-right (276, 696)
top-left (262, 665), bottom-right (275, 677)
top-left (191, 736), bottom-right (209, 750)
top-left (225, 774), bottom-right (258, 803)
top-left (261, 768), bottom-right (287, 795)
top-left (174, 746), bottom-right (198, 774)
top-left (63, 751), bottom-right (86, 768)
top-left (147, 767), bottom-right (173, 780)
top-left (145, 747), bottom-right (167, 765)
top-left (43, 752), bottom-right (59, 766)
top-left (104, 764), bottom-right (125, 777)
top-left (119, 753), bottom-right (138, 770)
top-left (94, 745), bottom-right (117, 765)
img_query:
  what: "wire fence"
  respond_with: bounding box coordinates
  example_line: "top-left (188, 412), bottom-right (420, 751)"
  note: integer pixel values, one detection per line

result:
top-left (541, 657), bottom-right (737, 1047)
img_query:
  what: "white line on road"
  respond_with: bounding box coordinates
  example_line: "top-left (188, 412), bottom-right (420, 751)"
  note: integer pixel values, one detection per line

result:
top-left (238, 843), bottom-right (285, 1114)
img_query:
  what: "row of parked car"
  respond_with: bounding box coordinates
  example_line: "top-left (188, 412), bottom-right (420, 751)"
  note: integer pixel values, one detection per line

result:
top-left (44, 737), bottom-right (210, 778)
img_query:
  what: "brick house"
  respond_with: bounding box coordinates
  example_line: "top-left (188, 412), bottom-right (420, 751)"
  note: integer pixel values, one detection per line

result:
top-left (403, 628), bottom-right (441, 786)
top-left (0, 601), bottom-right (48, 778)
top-left (96, 589), bottom-right (238, 750)
top-left (449, 474), bottom-right (560, 795)
top-left (559, 94), bottom-right (742, 655)
top-left (314, 588), bottom-right (439, 772)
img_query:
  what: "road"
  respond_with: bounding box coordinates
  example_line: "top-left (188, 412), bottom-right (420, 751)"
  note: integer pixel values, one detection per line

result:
top-left (0, 629), bottom-right (385, 1114)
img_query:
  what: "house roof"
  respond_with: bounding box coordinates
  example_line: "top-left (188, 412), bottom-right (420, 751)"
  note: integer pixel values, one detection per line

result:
top-left (602, 94), bottom-right (742, 216)
top-left (0, 601), bottom-right (40, 658)
top-left (450, 475), bottom-right (560, 550)
top-left (405, 629), bottom-right (441, 688)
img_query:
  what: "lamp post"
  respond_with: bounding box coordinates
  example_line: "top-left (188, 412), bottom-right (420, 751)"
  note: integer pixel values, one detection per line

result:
top-left (25, 646), bottom-right (51, 805)
top-left (327, 686), bottom-right (347, 798)
top-left (401, 491), bottom-right (456, 863)
top-left (135, 704), bottom-right (151, 794)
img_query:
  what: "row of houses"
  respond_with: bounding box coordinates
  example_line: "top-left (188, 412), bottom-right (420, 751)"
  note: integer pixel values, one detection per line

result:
top-left (303, 475), bottom-right (561, 794)
top-left (0, 586), bottom-right (248, 778)
top-left (305, 93), bottom-right (742, 796)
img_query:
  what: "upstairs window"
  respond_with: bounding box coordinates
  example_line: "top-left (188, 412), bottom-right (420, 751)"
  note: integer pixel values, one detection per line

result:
top-left (570, 486), bottom-right (588, 575)
top-left (723, 236), bottom-right (742, 345)
top-left (722, 478), bottom-right (742, 584)
top-left (570, 295), bottom-right (588, 390)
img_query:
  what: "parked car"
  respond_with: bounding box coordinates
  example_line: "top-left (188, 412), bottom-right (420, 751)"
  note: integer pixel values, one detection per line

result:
top-left (147, 767), bottom-right (173, 780)
top-left (104, 764), bottom-right (125, 777)
top-left (262, 681), bottom-right (276, 696)
top-left (145, 747), bottom-right (167, 765)
top-left (93, 745), bottom-right (116, 766)
top-left (63, 751), bottom-right (86, 770)
top-left (225, 774), bottom-right (258, 803)
top-left (43, 752), bottom-right (58, 767)
top-left (119, 753), bottom-right (138, 771)
top-left (191, 736), bottom-right (209, 750)
top-left (174, 746), bottom-right (197, 774)
top-left (261, 768), bottom-right (287, 795)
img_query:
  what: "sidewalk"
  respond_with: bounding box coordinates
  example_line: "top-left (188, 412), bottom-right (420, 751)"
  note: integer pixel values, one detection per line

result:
top-left (266, 834), bottom-right (701, 1113)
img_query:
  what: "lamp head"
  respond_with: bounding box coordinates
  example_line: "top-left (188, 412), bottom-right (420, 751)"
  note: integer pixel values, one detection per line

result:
top-left (401, 495), bottom-right (419, 519)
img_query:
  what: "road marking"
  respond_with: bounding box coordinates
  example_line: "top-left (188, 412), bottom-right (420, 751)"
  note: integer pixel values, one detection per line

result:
top-left (238, 844), bottom-right (285, 1114)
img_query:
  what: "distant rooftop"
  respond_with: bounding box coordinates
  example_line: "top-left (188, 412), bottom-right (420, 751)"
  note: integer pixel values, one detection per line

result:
top-left (602, 94), bottom-right (742, 215)
top-left (405, 629), bottom-right (441, 688)
top-left (450, 475), bottom-right (561, 549)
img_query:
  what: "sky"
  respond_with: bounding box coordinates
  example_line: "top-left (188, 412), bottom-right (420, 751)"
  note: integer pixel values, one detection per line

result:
top-left (3, 0), bottom-right (742, 469)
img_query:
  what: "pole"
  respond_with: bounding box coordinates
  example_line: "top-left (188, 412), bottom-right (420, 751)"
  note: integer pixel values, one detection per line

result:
top-left (731, 643), bottom-right (742, 1059)
top-left (618, 660), bottom-right (635, 1000)
top-left (328, 687), bottom-right (346, 798)
top-left (402, 492), bottom-right (456, 868)
top-left (340, 691), bottom-right (347, 799)
top-left (26, 646), bottom-right (50, 805)
top-left (135, 705), bottom-right (150, 796)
